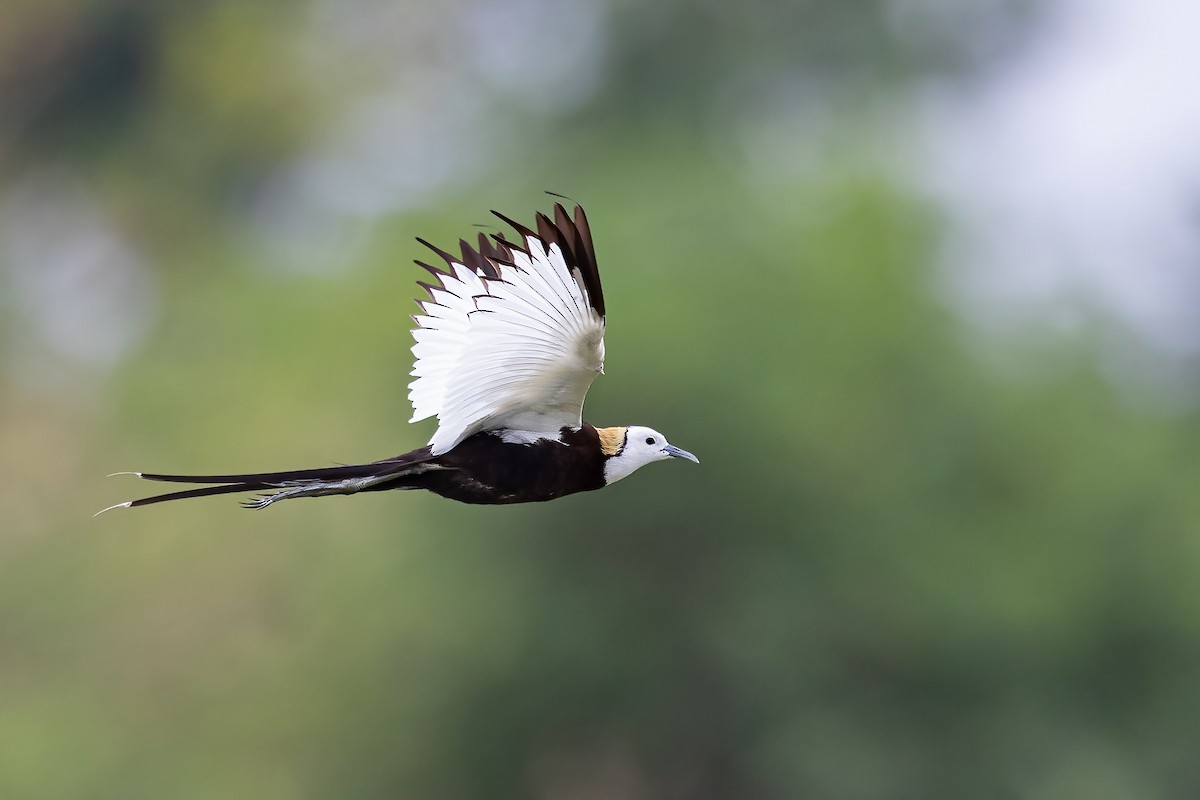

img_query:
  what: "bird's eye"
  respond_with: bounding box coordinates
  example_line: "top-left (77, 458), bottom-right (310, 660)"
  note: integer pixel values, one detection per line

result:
top-left (645, 437), bottom-right (655, 445)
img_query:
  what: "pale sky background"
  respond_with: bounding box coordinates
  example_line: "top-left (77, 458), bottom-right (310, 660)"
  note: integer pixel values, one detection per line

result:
top-left (916, 0), bottom-right (1200, 391)
top-left (5, 0), bottom-right (1198, 398)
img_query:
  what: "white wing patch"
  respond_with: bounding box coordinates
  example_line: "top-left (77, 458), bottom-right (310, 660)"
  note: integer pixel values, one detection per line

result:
top-left (409, 236), bottom-right (606, 455)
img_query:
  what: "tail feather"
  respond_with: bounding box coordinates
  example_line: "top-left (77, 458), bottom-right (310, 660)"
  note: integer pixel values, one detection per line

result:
top-left (137, 457), bottom-right (423, 486)
top-left (130, 481), bottom-right (275, 508)
top-left (99, 447), bottom-right (438, 512)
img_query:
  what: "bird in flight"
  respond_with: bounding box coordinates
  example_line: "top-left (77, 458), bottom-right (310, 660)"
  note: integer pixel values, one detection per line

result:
top-left (100, 202), bottom-right (697, 512)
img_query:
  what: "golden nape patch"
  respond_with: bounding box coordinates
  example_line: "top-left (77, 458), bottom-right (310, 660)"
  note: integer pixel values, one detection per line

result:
top-left (596, 426), bottom-right (627, 457)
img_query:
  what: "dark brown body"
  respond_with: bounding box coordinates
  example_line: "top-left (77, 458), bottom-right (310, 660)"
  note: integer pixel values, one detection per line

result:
top-left (377, 424), bottom-right (607, 504)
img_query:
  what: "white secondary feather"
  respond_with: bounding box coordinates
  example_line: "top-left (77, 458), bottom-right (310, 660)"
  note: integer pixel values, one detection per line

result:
top-left (409, 236), bottom-right (606, 455)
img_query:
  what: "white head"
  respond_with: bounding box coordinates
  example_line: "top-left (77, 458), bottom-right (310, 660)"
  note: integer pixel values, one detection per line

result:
top-left (599, 425), bottom-right (699, 485)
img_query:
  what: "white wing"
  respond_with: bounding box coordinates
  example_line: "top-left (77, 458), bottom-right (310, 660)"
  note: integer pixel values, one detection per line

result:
top-left (408, 205), bottom-right (606, 455)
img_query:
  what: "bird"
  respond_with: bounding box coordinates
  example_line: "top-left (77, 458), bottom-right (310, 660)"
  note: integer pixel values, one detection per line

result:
top-left (99, 202), bottom-right (697, 513)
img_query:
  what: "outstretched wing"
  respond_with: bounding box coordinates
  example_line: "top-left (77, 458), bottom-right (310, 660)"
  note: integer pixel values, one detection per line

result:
top-left (409, 203), bottom-right (606, 455)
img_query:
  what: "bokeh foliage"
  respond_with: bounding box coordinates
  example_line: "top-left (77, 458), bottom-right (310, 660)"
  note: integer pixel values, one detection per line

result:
top-left (4, 1), bottom-right (1200, 798)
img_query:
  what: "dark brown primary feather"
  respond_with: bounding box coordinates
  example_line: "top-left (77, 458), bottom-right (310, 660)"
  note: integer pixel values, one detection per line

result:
top-left (482, 204), bottom-right (605, 318)
top-left (544, 203), bottom-right (604, 317)
top-left (413, 203), bottom-right (605, 316)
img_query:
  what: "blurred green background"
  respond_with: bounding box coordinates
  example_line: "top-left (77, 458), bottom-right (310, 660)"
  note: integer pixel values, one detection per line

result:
top-left (5, 0), bottom-right (1200, 797)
